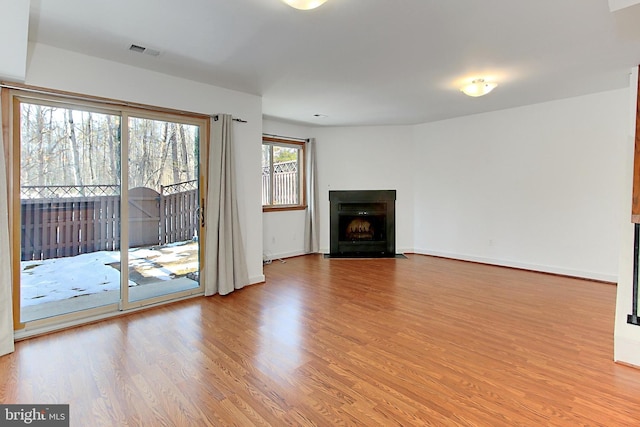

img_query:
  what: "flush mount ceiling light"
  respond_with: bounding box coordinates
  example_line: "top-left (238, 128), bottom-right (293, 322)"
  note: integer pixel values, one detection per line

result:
top-left (282, 0), bottom-right (328, 10)
top-left (461, 79), bottom-right (497, 97)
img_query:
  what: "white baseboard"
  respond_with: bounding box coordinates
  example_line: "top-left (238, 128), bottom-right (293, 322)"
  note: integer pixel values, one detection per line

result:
top-left (413, 248), bottom-right (617, 283)
top-left (264, 250), bottom-right (307, 261)
top-left (250, 274), bottom-right (266, 285)
top-left (615, 335), bottom-right (640, 368)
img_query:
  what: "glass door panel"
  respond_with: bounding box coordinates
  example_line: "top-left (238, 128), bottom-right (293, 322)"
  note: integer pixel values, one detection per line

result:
top-left (19, 102), bottom-right (122, 322)
top-left (126, 116), bottom-right (201, 303)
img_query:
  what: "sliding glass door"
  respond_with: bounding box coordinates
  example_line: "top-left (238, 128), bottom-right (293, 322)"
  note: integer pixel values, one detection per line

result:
top-left (14, 95), bottom-right (205, 325)
top-left (18, 102), bottom-right (123, 322)
top-left (124, 116), bottom-right (201, 306)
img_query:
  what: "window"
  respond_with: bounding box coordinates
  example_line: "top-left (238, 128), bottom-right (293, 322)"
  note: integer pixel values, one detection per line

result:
top-left (262, 137), bottom-right (305, 210)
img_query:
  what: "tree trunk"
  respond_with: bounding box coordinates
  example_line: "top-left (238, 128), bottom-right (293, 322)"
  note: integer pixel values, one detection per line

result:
top-left (170, 123), bottom-right (179, 184)
top-left (156, 122), bottom-right (170, 188)
top-left (45, 108), bottom-right (54, 186)
top-left (67, 109), bottom-right (84, 191)
top-left (86, 112), bottom-right (94, 182)
top-left (106, 115), bottom-right (120, 186)
top-left (36, 105), bottom-right (44, 186)
top-left (178, 124), bottom-right (190, 181)
top-left (140, 120), bottom-right (151, 187)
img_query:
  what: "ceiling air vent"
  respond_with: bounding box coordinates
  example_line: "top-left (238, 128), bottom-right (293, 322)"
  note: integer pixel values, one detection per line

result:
top-left (129, 44), bottom-right (146, 53)
top-left (129, 44), bottom-right (161, 57)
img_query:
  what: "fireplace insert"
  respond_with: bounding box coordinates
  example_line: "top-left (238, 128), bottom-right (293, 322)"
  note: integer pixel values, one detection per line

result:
top-left (329, 190), bottom-right (396, 257)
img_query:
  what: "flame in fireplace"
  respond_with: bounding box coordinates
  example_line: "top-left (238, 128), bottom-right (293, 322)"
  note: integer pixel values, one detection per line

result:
top-left (346, 218), bottom-right (374, 240)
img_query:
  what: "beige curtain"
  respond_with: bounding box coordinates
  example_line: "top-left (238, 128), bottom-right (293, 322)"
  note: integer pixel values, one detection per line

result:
top-left (304, 138), bottom-right (319, 253)
top-left (0, 91), bottom-right (15, 356)
top-left (202, 114), bottom-right (249, 296)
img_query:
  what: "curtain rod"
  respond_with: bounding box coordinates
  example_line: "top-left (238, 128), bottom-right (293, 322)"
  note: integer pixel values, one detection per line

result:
top-left (212, 114), bottom-right (247, 123)
top-left (262, 133), bottom-right (308, 142)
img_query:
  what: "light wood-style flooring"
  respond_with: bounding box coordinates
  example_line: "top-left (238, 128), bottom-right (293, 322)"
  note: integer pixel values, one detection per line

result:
top-left (2, 254), bottom-right (640, 426)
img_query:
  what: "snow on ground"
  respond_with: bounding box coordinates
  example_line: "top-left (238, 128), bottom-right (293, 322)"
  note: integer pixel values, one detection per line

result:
top-left (21, 241), bottom-right (197, 307)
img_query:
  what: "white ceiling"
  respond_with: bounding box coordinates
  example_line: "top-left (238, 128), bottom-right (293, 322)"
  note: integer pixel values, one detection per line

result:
top-left (27, 0), bottom-right (640, 126)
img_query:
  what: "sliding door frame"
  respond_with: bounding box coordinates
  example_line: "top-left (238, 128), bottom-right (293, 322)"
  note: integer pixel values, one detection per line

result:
top-left (4, 85), bottom-right (209, 334)
top-left (120, 109), bottom-right (208, 311)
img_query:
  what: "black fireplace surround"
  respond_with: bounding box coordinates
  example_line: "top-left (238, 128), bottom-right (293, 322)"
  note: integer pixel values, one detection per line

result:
top-left (329, 190), bottom-right (396, 258)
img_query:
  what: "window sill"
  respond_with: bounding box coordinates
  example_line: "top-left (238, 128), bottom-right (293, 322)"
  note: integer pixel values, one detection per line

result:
top-left (263, 205), bottom-right (307, 213)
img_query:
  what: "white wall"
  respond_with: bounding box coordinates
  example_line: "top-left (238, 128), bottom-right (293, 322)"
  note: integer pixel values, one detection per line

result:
top-left (614, 67), bottom-right (640, 367)
top-left (312, 126), bottom-right (415, 254)
top-left (413, 89), bottom-right (629, 281)
top-left (262, 119), bottom-right (311, 260)
top-left (25, 42), bottom-right (265, 284)
top-left (0, 0), bottom-right (29, 81)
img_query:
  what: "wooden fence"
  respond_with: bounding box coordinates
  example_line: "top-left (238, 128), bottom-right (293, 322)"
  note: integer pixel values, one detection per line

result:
top-left (160, 181), bottom-right (199, 245)
top-left (262, 171), bottom-right (298, 205)
top-left (21, 196), bottom-right (121, 261)
top-left (21, 182), bottom-right (198, 261)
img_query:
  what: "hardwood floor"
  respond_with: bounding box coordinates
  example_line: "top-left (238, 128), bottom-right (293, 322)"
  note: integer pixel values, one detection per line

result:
top-left (2, 254), bottom-right (640, 426)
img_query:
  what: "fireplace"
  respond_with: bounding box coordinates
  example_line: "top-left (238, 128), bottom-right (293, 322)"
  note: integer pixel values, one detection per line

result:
top-left (329, 190), bottom-right (396, 257)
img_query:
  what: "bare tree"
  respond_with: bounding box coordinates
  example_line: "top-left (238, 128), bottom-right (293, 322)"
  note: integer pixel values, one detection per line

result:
top-left (66, 109), bottom-right (84, 190)
top-left (106, 115), bottom-right (120, 185)
top-left (44, 108), bottom-right (55, 185)
top-left (155, 122), bottom-right (170, 189)
top-left (19, 104), bottom-right (198, 194)
top-left (84, 112), bottom-right (94, 181)
top-left (36, 105), bottom-right (44, 186)
top-left (170, 123), bottom-right (179, 184)
top-left (179, 124), bottom-right (190, 181)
